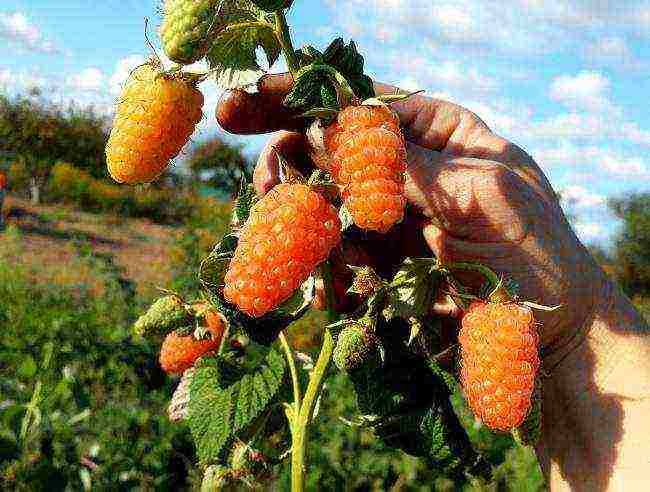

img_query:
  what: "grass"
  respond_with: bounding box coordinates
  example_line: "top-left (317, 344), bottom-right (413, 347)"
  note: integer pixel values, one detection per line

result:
top-left (3, 195), bottom-right (648, 490)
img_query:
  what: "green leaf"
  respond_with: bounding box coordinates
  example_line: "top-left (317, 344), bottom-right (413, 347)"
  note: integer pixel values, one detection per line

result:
top-left (18, 356), bottom-right (37, 378)
top-left (275, 275), bottom-right (315, 317)
top-left (232, 181), bottom-right (257, 227)
top-left (322, 38), bottom-right (375, 101)
top-left (199, 233), bottom-right (240, 291)
top-left (386, 258), bottom-right (440, 322)
top-left (188, 349), bottom-right (286, 465)
top-left (207, 17), bottom-right (280, 89)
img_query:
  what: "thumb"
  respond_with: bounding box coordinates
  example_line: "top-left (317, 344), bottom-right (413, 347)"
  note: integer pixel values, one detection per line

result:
top-left (216, 73), bottom-right (306, 135)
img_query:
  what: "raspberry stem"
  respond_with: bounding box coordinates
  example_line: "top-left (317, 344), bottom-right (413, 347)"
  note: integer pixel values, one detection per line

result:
top-left (274, 11), bottom-right (299, 74)
top-left (442, 261), bottom-right (507, 301)
top-left (287, 261), bottom-right (338, 492)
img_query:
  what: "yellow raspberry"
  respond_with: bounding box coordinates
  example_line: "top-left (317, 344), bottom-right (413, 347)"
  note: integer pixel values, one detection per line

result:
top-left (105, 62), bottom-right (204, 184)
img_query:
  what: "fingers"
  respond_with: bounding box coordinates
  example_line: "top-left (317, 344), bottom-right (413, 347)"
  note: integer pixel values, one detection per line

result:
top-left (216, 74), bottom-right (303, 134)
top-left (253, 131), bottom-right (310, 194)
top-left (407, 147), bottom-right (555, 247)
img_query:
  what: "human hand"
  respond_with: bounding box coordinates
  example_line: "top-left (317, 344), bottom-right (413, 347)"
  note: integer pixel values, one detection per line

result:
top-left (216, 73), bottom-right (606, 349)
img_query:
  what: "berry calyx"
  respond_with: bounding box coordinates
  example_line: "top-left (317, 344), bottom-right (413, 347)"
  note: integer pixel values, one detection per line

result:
top-left (223, 183), bottom-right (341, 318)
top-left (459, 301), bottom-right (540, 431)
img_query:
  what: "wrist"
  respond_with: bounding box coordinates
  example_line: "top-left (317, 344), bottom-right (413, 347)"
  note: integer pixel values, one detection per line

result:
top-left (535, 277), bottom-right (650, 488)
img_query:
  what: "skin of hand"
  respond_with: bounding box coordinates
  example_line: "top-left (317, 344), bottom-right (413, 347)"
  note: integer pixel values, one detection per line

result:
top-left (217, 73), bottom-right (650, 490)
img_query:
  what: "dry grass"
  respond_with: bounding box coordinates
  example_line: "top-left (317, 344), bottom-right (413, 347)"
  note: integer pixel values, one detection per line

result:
top-left (2, 195), bottom-right (178, 299)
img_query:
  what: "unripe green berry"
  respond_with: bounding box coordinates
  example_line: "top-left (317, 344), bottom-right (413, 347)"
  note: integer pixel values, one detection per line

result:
top-left (333, 323), bottom-right (380, 372)
top-left (133, 295), bottom-right (192, 338)
top-left (160, 0), bottom-right (220, 65)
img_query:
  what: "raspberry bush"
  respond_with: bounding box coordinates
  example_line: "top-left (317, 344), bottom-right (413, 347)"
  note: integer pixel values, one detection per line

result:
top-left (106, 2), bottom-right (549, 489)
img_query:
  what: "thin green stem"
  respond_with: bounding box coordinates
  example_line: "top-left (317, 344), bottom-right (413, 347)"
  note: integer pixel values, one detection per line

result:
top-left (289, 261), bottom-right (338, 492)
top-left (443, 261), bottom-right (501, 291)
top-left (320, 261), bottom-right (338, 323)
top-left (279, 331), bottom-right (301, 413)
top-left (274, 11), bottom-right (299, 74)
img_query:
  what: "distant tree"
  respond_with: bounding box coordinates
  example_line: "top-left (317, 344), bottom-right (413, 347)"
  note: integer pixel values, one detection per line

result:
top-left (0, 94), bottom-right (109, 203)
top-left (609, 194), bottom-right (650, 296)
top-left (186, 137), bottom-right (253, 196)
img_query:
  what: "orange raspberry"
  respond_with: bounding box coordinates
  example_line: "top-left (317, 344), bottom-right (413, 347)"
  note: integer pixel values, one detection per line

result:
top-left (321, 105), bottom-right (406, 233)
top-left (458, 301), bottom-right (540, 431)
top-left (159, 307), bottom-right (225, 374)
top-left (105, 62), bottom-right (204, 184)
top-left (223, 183), bottom-right (341, 318)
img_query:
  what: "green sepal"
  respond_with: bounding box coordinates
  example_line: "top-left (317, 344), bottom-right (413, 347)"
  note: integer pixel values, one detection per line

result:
top-left (199, 234), bottom-right (239, 289)
top-left (251, 0), bottom-right (293, 12)
top-left (133, 295), bottom-right (193, 338)
top-left (231, 180), bottom-right (257, 227)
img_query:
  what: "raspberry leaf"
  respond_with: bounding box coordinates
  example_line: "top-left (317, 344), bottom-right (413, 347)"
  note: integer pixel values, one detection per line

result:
top-left (188, 349), bottom-right (286, 465)
top-left (386, 258), bottom-right (440, 322)
top-left (231, 181), bottom-right (257, 227)
top-left (199, 234), bottom-right (239, 289)
top-left (321, 38), bottom-right (375, 101)
top-left (206, 9), bottom-right (280, 89)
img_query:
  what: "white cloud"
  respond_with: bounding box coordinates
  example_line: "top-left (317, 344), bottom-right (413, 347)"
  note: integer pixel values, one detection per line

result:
top-left (533, 141), bottom-right (650, 180)
top-left (574, 221), bottom-right (608, 242)
top-left (560, 185), bottom-right (605, 208)
top-left (586, 36), bottom-right (631, 59)
top-left (549, 71), bottom-right (613, 112)
top-left (0, 12), bottom-right (58, 54)
top-left (66, 68), bottom-right (105, 92)
top-left (109, 55), bottom-right (146, 96)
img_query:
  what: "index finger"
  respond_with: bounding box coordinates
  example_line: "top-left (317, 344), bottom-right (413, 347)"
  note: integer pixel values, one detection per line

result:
top-left (216, 73), bottom-right (480, 152)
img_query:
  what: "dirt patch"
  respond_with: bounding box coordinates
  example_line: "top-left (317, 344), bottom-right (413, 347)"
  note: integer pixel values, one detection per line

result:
top-left (2, 195), bottom-right (179, 298)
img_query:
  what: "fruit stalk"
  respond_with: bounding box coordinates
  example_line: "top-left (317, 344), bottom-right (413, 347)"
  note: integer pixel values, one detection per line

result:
top-left (287, 262), bottom-right (338, 492)
top-left (274, 11), bottom-right (299, 74)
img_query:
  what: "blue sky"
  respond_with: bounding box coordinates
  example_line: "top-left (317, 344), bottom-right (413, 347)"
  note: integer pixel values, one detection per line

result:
top-left (2, 0), bottom-right (650, 245)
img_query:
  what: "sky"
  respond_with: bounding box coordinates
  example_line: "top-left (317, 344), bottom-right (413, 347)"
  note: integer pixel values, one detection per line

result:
top-left (1, 0), bottom-right (650, 246)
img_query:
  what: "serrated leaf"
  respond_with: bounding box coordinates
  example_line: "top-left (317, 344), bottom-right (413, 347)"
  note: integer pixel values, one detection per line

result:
top-left (232, 181), bottom-right (257, 226)
top-left (188, 350), bottom-right (286, 465)
top-left (296, 45), bottom-right (323, 65)
top-left (387, 258), bottom-right (439, 321)
top-left (207, 20), bottom-right (280, 89)
top-left (322, 38), bottom-right (375, 100)
top-left (199, 233), bottom-right (240, 290)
